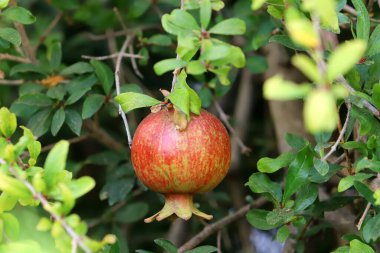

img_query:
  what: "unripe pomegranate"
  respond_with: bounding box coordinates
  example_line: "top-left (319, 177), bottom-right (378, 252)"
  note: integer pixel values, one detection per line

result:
top-left (132, 109), bottom-right (231, 222)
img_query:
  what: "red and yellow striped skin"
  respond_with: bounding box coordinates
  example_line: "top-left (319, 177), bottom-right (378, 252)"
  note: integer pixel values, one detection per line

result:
top-left (131, 109), bottom-right (231, 222)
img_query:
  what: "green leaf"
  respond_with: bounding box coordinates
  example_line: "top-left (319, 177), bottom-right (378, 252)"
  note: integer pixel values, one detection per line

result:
top-left (200, 0), bottom-right (212, 29)
top-left (356, 158), bottom-right (380, 173)
top-left (177, 33), bottom-right (199, 61)
top-left (263, 75), bottom-right (312, 100)
top-left (269, 35), bottom-right (307, 51)
top-left (147, 34), bottom-right (172, 46)
top-left (349, 239), bottom-right (374, 253)
top-left (44, 140), bottom-right (69, 189)
top-left (327, 40), bottom-right (367, 81)
top-left (115, 92), bottom-right (161, 114)
top-left (0, 0), bottom-right (9, 9)
top-left (10, 63), bottom-right (46, 76)
top-left (60, 62), bottom-right (94, 76)
top-left (285, 133), bottom-right (308, 150)
top-left (251, 0), bottom-right (267, 10)
top-left (283, 146), bottom-right (313, 202)
top-left (1, 213), bottom-right (19, 240)
top-left (266, 208), bottom-right (294, 225)
top-left (0, 240), bottom-right (41, 253)
top-left (27, 108), bottom-right (53, 137)
top-left (154, 58), bottom-right (187, 76)
top-left (302, 0), bottom-right (339, 33)
top-left (161, 9), bottom-right (200, 36)
top-left (0, 28), bottom-right (21, 46)
top-left (68, 176), bottom-right (95, 198)
top-left (246, 172), bottom-right (282, 205)
top-left (46, 85), bottom-right (65, 100)
top-left (209, 18), bottom-right (246, 35)
top-left (332, 246), bottom-right (350, 253)
top-left (367, 25), bottom-right (380, 57)
top-left (363, 213), bottom-right (380, 243)
top-left (16, 94), bottom-right (54, 107)
top-left (246, 209), bottom-right (283, 230)
top-left (51, 108), bottom-right (65, 136)
top-left (200, 87), bottom-right (212, 108)
top-left (47, 41), bottom-right (62, 70)
top-left (371, 83), bottom-right (380, 109)
top-left (200, 44), bottom-right (230, 61)
top-left (82, 94), bottom-right (105, 119)
top-left (90, 60), bottom-right (114, 94)
top-left (0, 107), bottom-right (17, 138)
top-left (257, 152), bottom-right (295, 173)
top-left (65, 109), bottom-right (82, 136)
top-left (2, 6), bottom-right (36, 24)
top-left (187, 61), bottom-right (206, 75)
top-left (313, 158), bottom-right (329, 176)
top-left (338, 173), bottom-right (373, 192)
top-left (294, 183), bottom-right (318, 212)
top-left (354, 181), bottom-right (376, 204)
top-left (114, 202), bottom-right (149, 223)
top-left (352, 0), bottom-right (370, 41)
top-left (0, 193), bottom-right (18, 212)
top-left (291, 54), bottom-right (321, 84)
top-left (275, 225), bottom-right (290, 243)
top-left (0, 173), bottom-right (32, 199)
top-left (185, 246), bottom-right (217, 253)
top-left (154, 239), bottom-right (178, 253)
top-left (59, 183), bottom-right (75, 215)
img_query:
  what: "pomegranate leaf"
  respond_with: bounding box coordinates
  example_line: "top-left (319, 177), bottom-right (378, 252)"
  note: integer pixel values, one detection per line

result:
top-left (200, 0), bottom-right (211, 29)
top-left (209, 18), bottom-right (246, 35)
top-left (161, 9), bottom-right (200, 36)
top-left (115, 92), bottom-right (161, 114)
top-left (154, 238), bottom-right (178, 253)
top-left (154, 58), bottom-right (187, 76)
top-left (185, 245), bottom-right (217, 253)
top-left (43, 140), bottom-right (69, 189)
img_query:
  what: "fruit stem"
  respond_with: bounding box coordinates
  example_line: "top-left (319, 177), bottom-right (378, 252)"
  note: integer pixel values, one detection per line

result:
top-left (144, 193), bottom-right (213, 223)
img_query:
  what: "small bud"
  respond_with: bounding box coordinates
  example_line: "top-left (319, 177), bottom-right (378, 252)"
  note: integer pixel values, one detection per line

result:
top-left (160, 89), bottom-right (170, 97)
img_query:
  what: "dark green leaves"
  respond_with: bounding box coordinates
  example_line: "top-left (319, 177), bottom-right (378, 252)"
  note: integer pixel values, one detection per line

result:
top-left (209, 18), bottom-right (246, 35)
top-left (2, 7), bottom-right (36, 24)
top-left (352, 0), bottom-right (370, 41)
top-left (185, 246), bottom-right (217, 253)
top-left (246, 173), bottom-right (282, 205)
top-left (0, 28), bottom-right (21, 46)
top-left (115, 92), bottom-right (161, 114)
top-left (154, 239), bottom-right (178, 253)
top-left (65, 109), bottom-right (82, 136)
top-left (200, 0), bottom-right (212, 29)
top-left (82, 94), bottom-right (105, 119)
top-left (51, 108), bottom-right (65, 136)
top-left (90, 60), bottom-right (114, 94)
top-left (257, 152), bottom-right (294, 173)
top-left (246, 209), bottom-right (283, 230)
top-left (363, 213), bottom-right (380, 243)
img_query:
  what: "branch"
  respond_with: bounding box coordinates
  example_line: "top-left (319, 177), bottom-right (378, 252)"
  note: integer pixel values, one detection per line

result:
top-left (128, 44), bottom-right (143, 79)
top-left (0, 79), bottom-right (24, 85)
top-left (34, 12), bottom-right (63, 54)
top-left (356, 202), bottom-right (371, 230)
top-left (83, 120), bottom-right (124, 151)
top-left (322, 106), bottom-right (351, 161)
top-left (213, 99), bottom-right (251, 155)
top-left (343, 4), bottom-right (380, 23)
top-left (83, 25), bottom-right (161, 41)
top-left (6, 164), bottom-right (91, 253)
top-left (81, 53), bottom-right (144, 61)
top-left (0, 53), bottom-right (31, 63)
top-left (178, 197), bottom-right (266, 252)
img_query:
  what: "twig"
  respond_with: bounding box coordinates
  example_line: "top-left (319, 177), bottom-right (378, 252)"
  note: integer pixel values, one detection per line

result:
top-left (217, 231), bottom-right (222, 253)
top-left (84, 120), bottom-right (124, 151)
top-left (8, 166), bottom-right (91, 253)
top-left (41, 135), bottom-right (90, 153)
top-left (213, 100), bottom-right (251, 155)
top-left (34, 12), bottom-right (63, 53)
top-left (356, 202), bottom-right (371, 230)
top-left (343, 4), bottom-right (380, 23)
top-left (322, 107), bottom-right (351, 161)
top-left (0, 79), bottom-right (24, 85)
top-left (128, 44), bottom-right (143, 79)
top-left (178, 197), bottom-right (266, 252)
top-left (81, 53), bottom-right (143, 61)
top-left (83, 25), bottom-right (161, 41)
top-left (0, 53), bottom-right (31, 63)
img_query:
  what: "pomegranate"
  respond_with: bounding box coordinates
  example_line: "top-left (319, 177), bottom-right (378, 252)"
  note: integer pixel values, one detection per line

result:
top-left (131, 109), bottom-right (231, 222)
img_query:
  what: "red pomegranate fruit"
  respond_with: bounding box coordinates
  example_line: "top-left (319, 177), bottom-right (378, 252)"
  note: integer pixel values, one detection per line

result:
top-left (131, 109), bottom-right (231, 223)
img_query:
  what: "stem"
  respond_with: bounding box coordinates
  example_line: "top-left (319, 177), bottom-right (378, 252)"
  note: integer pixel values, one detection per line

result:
top-left (0, 53), bottom-right (31, 63)
top-left (356, 202), bottom-right (371, 230)
top-left (82, 53), bottom-right (144, 60)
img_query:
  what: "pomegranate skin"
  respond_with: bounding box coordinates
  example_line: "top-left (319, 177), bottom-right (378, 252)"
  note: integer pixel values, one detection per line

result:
top-left (131, 109), bottom-right (231, 222)
top-left (132, 109), bottom-right (231, 194)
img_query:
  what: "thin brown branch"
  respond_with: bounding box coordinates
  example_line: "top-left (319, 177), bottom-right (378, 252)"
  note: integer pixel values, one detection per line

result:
top-left (41, 135), bottom-right (90, 153)
top-left (83, 25), bottom-right (161, 41)
top-left (356, 202), bottom-right (371, 230)
top-left (83, 120), bottom-right (124, 151)
top-left (213, 99), bottom-right (251, 155)
top-left (34, 12), bottom-right (63, 54)
top-left (0, 79), bottom-right (24, 85)
top-left (343, 4), bottom-right (380, 23)
top-left (128, 44), bottom-right (143, 79)
top-left (178, 197), bottom-right (266, 252)
top-left (0, 53), bottom-right (31, 63)
top-left (217, 231), bottom-right (222, 253)
top-left (81, 53), bottom-right (144, 61)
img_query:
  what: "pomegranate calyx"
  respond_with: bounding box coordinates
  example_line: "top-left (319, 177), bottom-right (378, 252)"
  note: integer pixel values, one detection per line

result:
top-left (173, 109), bottom-right (189, 131)
top-left (144, 194), bottom-right (213, 223)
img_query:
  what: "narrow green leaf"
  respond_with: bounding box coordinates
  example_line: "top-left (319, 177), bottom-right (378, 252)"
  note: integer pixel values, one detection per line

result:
top-left (161, 9), bottom-right (200, 36)
top-left (263, 75), bottom-right (312, 100)
top-left (246, 172), bottom-right (282, 204)
top-left (251, 0), bottom-right (267, 10)
top-left (65, 109), bottom-right (82, 136)
top-left (313, 158), bottom-right (329, 176)
top-left (115, 92), bottom-right (161, 114)
top-left (257, 152), bottom-right (295, 173)
top-left (291, 54), bottom-right (321, 84)
top-left (209, 18), bottom-right (246, 35)
top-left (354, 181), bottom-right (376, 204)
top-left (2, 213), bottom-right (19, 240)
top-left (372, 83), bottom-right (380, 109)
top-left (187, 61), bottom-right (206, 75)
top-left (47, 41), bottom-right (62, 70)
top-left (327, 40), bottom-right (367, 81)
top-left (285, 133), bottom-right (308, 150)
top-left (294, 183), bottom-right (318, 212)
top-left (60, 62), bottom-right (94, 76)
top-left (200, 0), bottom-right (212, 29)
top-left (338, 174), bottom-right (373, 192)
top-left (0, 107), bottom-right (17, 138)
top-left (2, 6), bottom-right (36, 24)
top-left (153, 58), bottom-right (187, 76)
top-left (16, 94), bottom-right (54, 107)
top-left (363, 213), bottom-right (380, 243)
top-left (275, 225), bottom-right (290, 243)
top-left (90, 60), bottom-right (114, 94)
top-left (269, 35), bottom-right (307, 51)
top-left (246, 209), bottom-right (283, 230)
top-left (0, 28), bottom-right (21, 46)
top-left (367, 25), bottom-right (380, 57)
top-left (0, 173), bottom-right (32, 199)
top-left (185, 246), bottom-right (217, 253)
top-left (82, 94), bottom-right (105, 119)
top-left (59, 183), bottom-right (75, 215)
top-left (154, 239), bottom-right (178, 253)
top-left (51, 108), bottom-right (65, 136)
top-left (349, 239), bottom-right (374, 253)
top-left (27, 108), bottom-right (53, 137)
top-left (352, 0), bottom-right (370, 41)
top-left (44, 140), bottom-right (69, 189)
top-left (147, 34), bottom-right (172, 46)
top-left (68, 176), bottom-right (95, 198)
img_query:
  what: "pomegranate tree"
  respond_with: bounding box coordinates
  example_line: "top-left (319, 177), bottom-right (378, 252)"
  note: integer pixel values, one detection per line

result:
top-left (131, 108), bottom-right (231, 222)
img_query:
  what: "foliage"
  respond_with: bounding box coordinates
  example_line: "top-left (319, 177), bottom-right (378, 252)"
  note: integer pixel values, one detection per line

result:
top-left (0, 0), bottom-right (380, 252)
